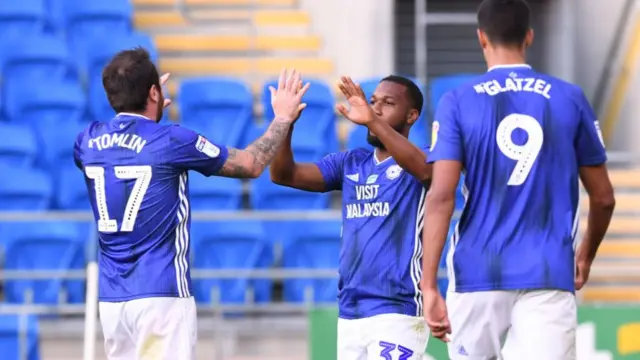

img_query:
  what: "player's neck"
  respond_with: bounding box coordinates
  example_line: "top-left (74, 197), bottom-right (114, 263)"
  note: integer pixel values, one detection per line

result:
top-left (485, 47), bottom-right (527, 71)
top-left (118, 111), bottom-right (155, 121)
top-left (374, 148), bottom-right (392, 163)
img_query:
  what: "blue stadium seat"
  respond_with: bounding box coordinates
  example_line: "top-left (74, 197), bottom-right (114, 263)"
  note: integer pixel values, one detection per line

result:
top-left (0, 0), bottom-right (46, 39)
top-left (45, 0), bottom-right (65, 32)
top-left (1, 222), bottom-right (86, 304)
top-left (262, 79), bottom-right (337, 158)
top-left (1, 35), bottom-right (72, 86)
top-left (79, 32), bottom-right (157, 80)
top-left (0, 167), bottom-right (52, 211)
top-left (88, 77), bottom-right (113, 121)
top-left (64, 0), bottom-right (132, 42)
top-left (56, 165), bottom-right (89, 210)
top-left (429, 74), bottom-right (479, 109)
top-left (6, 81), bottom-right (85, 131)
top-left (346, 125), bottom-right (373, 151)
top-left (282, 220), bottom-right (341, 303)
top-left (358, 78), bottom-right (379, 99)
top-left (179, 78), bottom-right (254, 148)
top-left (0, 315), bottom-right (40, 360)
top-left (191, 221), bottom-right (273, 304)
top-left (0, 123), bottom-right (38, 168)
top-left (250, 172), bottom-right (330, 210)
top-left (40, 121), bottom-right (84, 171)
top-left (189, 171), bottom-right (243, 211)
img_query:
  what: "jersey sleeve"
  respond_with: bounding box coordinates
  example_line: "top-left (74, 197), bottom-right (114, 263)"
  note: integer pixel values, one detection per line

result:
top-left (168, 126), bottom-right (230, 176)
top-left (574, 90), bottom-right (607, 166)
top-left (315, 151), bottom-right (348, 191)
top-left (73, 130), bottom-right (84, 169)
top-left (427, 91), bottom-right (463, 163)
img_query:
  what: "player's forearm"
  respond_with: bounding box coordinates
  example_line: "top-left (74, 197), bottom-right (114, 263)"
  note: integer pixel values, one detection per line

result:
top-left (269, 126), bottom-right (296, 183)
top-left (580, 194), bottom-right (616, 263)
top-left (421, 191), bottom-right (455, 290)
top-left (218, 118), bottom-right (291, 178)
top-left (367, 120), bottom-right (431, 185)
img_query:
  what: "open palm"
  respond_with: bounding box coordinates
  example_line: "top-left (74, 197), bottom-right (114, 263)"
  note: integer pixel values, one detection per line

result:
top-left (336, 76), bottom-right (375, 125)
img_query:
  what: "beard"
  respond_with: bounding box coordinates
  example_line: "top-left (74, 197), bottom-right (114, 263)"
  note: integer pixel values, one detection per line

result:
top-left (366, 123), bottom-right (405, 149)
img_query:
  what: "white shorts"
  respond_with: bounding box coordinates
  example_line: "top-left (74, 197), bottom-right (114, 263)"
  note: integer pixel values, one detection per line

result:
top-left (99, 297), bottom-right (197, 360)
top-left (446, 290), bottom-right (577, 360)
top-left (337, 313), bottom-right (429, 360)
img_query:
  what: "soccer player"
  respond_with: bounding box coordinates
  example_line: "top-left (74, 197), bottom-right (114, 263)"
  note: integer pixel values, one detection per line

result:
top-left (73, 48), bottom-right (310, 360)
top-left (420, 0), bottom-right (616, 359)
top-left (270, 76), bottom-right (431, 359)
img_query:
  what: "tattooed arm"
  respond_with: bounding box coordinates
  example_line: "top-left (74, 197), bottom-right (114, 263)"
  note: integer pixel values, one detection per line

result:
top-left (216, 118), bottom-right (292, 179)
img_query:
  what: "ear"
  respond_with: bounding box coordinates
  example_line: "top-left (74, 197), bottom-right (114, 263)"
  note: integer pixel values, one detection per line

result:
top-left (149, 84), bottom-right (160, 103)
top-left (524, 29), bottom-right (534, 48)
top-left (407, 109), bottom-right (419, 126)
top-left (477, 29), bottom-right (488, 49)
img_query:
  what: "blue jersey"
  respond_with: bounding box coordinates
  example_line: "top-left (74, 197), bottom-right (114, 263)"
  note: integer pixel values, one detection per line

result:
top-left (428, 65), bottom-right (607, 293)
top-left (316, 148), bottom-right (428, 319)
top-left (74, 113), bottom-right (229, 301)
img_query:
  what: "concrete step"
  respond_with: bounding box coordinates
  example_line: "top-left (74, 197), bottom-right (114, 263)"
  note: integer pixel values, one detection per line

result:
top-left (158, 56), bottom-right (333, 77)
top-left (153, 34), bottom-right (321, 53)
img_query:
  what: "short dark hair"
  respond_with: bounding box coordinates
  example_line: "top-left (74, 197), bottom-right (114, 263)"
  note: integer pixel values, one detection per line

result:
top-left (102, 47), bottom-right (160, 113)
top-left (477, 0), bottom-right (531, 47)
top-left (380, 75), bottom-right (424, 115)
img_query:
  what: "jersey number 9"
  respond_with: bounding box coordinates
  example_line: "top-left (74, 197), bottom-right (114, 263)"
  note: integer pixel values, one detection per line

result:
top-left (85, 166), bottom-right (152, 233)
top-left (496, 113), bottom-right (543, 186)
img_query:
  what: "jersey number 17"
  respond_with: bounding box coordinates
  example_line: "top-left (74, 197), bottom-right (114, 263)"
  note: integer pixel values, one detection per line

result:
top-left (496, 113), bottom-right (544, 186)
top-left (85, 165), bottom-right (152, 233)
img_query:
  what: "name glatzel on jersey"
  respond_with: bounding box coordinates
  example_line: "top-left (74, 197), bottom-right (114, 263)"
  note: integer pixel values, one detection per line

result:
top-left (88, 133), bottom-right (147, 153)
top-left (346, 184), bottom-right (390, 219)
top-left (473, 77), bottom-right (552, 99)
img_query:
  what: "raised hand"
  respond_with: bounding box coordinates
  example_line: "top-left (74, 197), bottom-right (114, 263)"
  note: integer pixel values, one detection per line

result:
top-left (336, 76), bottom-right (376, 125)
top-left (160, 73), bottom-right (172, 108)
top-left (269, 68), bottom-right (311, 123)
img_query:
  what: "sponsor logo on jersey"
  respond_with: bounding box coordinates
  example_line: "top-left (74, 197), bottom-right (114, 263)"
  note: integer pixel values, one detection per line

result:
top-left (196, 135), bottom-right (220, 158)
top-left (366, 174), bottom-right (378, 184)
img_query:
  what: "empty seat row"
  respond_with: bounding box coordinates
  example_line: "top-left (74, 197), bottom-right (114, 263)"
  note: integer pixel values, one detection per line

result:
top-left (0, 220), bottom-right (341, 305)
top-left (0, 0), bottom-right (132, 39)
top-left (0, 32), bottom-right (157, 92)
top-left (0, 166), bottom-right (332, 211)
top-left (0, 219), bottom-right (458, 306)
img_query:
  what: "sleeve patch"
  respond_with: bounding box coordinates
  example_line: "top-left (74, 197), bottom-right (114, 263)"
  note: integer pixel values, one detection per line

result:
top-left (430, 121), bottom-right (440, 151)
top-left (196, 135), bottom-right (220, 158)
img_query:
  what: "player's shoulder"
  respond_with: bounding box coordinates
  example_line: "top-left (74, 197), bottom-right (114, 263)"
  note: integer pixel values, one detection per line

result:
top-left (535, 71), bottom-right (584, 97)
top-left (75, 120), bottom-right (104, 146)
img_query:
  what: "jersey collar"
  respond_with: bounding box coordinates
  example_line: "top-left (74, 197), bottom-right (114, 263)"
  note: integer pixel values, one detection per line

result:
top-left (373, 149), bottom-right (393, 166)
top-left (116, 112), bottom-right (151, 120)
top-left (487, 64), bottom-right (532, 72)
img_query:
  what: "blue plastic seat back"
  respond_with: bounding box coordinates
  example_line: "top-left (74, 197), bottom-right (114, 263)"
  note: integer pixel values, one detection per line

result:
top-left (282, 220), bottom-right (341, 303)
top-left (2, 35), bottom-right (72, 85)
top-left (0, 315), bottom-right (40, 360)
top-left (429, 74), bottom-right (480, 109)
top-left (179, 78), bottom-right (254, 148)
top-left (346, 125), bottom-right (373, 151)
top-left (188, 171), bottom-right (243, 211)
top-left (0, 123), bottom-right (38, 168)
top-left (64, 0), bottom-right (132, 39)
top-left (0, 0), bottom-right (46, 40)
top-left (2, 222), bottom-right (86, 304)
top-left (250, 172), bottom-right (330, 210)
top-left (191, 221), bottom-right (273, 304)
top-left (88, 76), bottom-right (114, 121)
top-left (0, 166), bottom-right (52, 211)
top-left (6, 81), bottom-right (85, 131)
top-left (80, 32), bottom-right (157, 80)
top-left (40, 120), bottom-right (84, 171)
top-left (56, 165), bottom-right (89, 210)
top-left (262, 79), bottom-right (337, 155)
